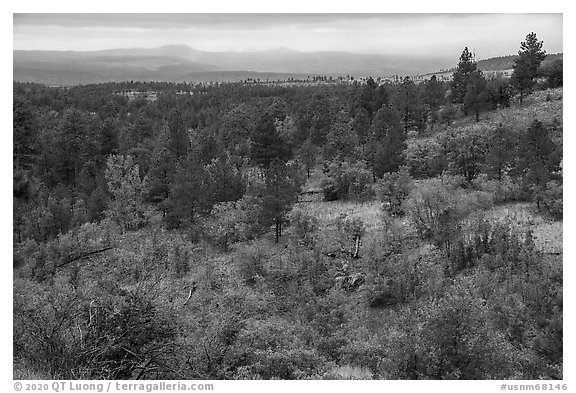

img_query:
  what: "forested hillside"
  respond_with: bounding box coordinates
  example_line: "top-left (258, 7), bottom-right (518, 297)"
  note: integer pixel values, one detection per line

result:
top-left (13, 34), bottom-right (563, 380)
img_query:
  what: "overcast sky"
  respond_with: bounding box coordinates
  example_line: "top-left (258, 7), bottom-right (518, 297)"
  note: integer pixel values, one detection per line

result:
top-left (13, 14), bottom-right (563, 58)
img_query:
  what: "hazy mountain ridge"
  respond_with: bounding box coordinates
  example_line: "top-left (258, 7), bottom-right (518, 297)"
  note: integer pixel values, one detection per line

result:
top-left (14, 45), bottom-right (555, 86)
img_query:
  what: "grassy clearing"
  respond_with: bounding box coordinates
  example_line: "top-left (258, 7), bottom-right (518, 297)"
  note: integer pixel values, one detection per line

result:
top-left (487, 202), bottom-right (562, 254)
top-left (533, 222), bottom-right (563, 255)
top-left (450, 87), bottom-right (562, 134)
top-left (295, 194), bottom-right (562, 256)
top-left (295, 200), bottom-right (383, 231)
top-left (324, 365), bottom-right (374, 380)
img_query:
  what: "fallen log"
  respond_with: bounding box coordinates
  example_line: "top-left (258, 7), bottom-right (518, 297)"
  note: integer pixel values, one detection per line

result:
top-left (56, 246), bottom-right (114, 269)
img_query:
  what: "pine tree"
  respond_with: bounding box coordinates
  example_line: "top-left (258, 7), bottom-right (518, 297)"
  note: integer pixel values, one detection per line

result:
top-left (324, 110), bottom-right (359, 162)
top-left (297, 138), bottom-right (317, 178)
top-left (55, 109), bottom-right (90, 186)
top-left (485, 124), bottom-right (517, 181)
top-left (250, 113), bottom-right (291, 168)
top-left (451, 47), bottom-right (478, 105)
top-left (511, 32), bottom-right (547, 104)
top-left (204, 155), bottom-right (246, 205)
top-left (463, 71), bottom-right (488, 122)
top-left (359, 77), bottom-right (377, 117)
top-left (423, 75), bottom-right (445, 131)
top-left (13, 96), bottom-right (38, 171)
top-left (259, 159), bottom-right (302, 243)
top-left (166, 153), bottom-right (210, 228)
top-left (143, 148), bottom-right (176, 217)
top-left (351, 108), bottom-right (371, 148)
top-left (367, 106), bottom-right (406, 178)
top-left (98, 118), bottom-right (119, 163)
top-left (517, 120), bottom-right (561, 209)
top-left (166, 110), bottom-right (190, 158)
top-left (395, 77), bottom-right (426, 134)
top-left (105, 154), bottom-right (147, 232)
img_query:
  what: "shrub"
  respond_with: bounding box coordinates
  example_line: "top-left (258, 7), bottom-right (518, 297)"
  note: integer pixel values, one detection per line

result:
top-left (439, 103), bottom-right (457, 125)
top-left (14, 276), bottom-right (178, 379)
top-left (334, 214), bottom-right (366, 257)
top-left (418, 277), bottom-right (516, 379)
top-left (375, 167), bottom-right (414, 216)
top-left (403, 177), bottom-right (493, 253)
top-left (542, 180), bottom-right (562, 220)
top-left (230, 317), bottom-right (327, 379)
top-left (236, 243), bottom-right (269, 286)
top-left (204, 194), bottom-right (264, 250)
top-left (288, 209), bottom-right (319, 246)
top-left (441, 124), bottom-right (489, 183)
top-left (403, 177), bottom-right (460, 241)
top-left (320, 161), bottom-right (374, 201)
top-left (404, 137), bottom-right (445, 178)
top-left (471, 174), bottom-right (523, 204)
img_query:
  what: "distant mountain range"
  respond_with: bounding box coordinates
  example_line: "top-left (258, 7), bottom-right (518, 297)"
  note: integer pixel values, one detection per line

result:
top-left (14, 45), bottom-right (455, 86)
top-left (13, 45), bottom-right (562, 86)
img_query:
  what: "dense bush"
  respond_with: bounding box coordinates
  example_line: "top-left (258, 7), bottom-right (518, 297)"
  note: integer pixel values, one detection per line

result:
top-left (471, 174), bottom-right (523, 204)
top-left (320, 161), bottom-right (374, 201)
top-left (14, 276), bottom-right (178, 379)
top-left (288, 208), bottom-right (319, 246)
top-left (203, 194), bottom-right (265, 250)
top-left (403, 176), bottom-right (493, 255)
top-left (404, 138), bottom-right (445, 178)
top-left (375, 167), bottom-right (414, 216)
top-left (542, 180), bottom-right (562, 220)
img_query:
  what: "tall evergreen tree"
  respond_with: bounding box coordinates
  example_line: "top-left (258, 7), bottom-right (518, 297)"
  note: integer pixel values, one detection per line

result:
top-left (511, 32), bottom-right (547, 104)
top-left (351, 108), bottom-right (371, 149)
top-left (297, 138), bottom-right (317, 178)
top-left (367, 106), bottom-right (406, 178)
top-left (143, 148), bottom-right (176, 217)
top-left (105, 154), bottom-right (147, 232)
top-left (166, 110), bottom-right (190, 158)
top-left (423, 75), bottom-right (445, 131)
top-left (55, 109), bottom-right (90, 186)
top-left (451, 47), bottom-right (478, 106)
top-left (13, 96), bottom-right (38, 171)
top-left (259, 159), bottom-right (302, 243)
top-left (204, 155), bottom-right (246, 205)
top-left (324, 110), bottom-right (359, 162)
top-left (98, 118), bottom-right (119, 163)
top-left (359, 77), bottom-right (377, 117)
top-left (250, 113), bottom-right (291, 168)
top-left (485, 124), bottom-right (516, 181)
top-left (395, 77), bottom-right (426, 134)
top-left (166, 153), bottom-right (210, 228)
top-left (463, 71), bottom-right (488, 122)
top-left (517, 120), bottom-right (561, 208)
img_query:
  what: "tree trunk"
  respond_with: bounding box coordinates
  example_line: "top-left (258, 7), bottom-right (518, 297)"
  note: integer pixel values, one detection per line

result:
top-left (275, 222), bottom-right (279, 243)
top-left (353, 236), bottom-right (360, 258)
